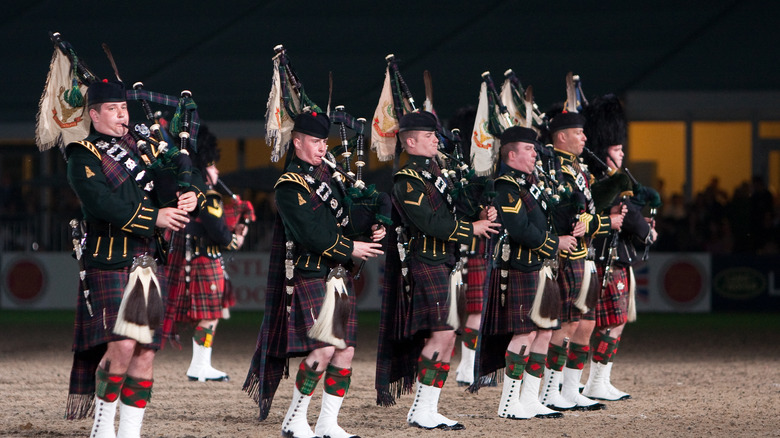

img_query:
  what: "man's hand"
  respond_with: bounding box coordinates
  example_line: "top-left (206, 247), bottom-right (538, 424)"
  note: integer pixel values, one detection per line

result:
top-left (371, 224), bottom-right (386, 242)
top-left (558, 235), bottom-right (577, 252)
top-left (609, 212), bottom-right (625, 230)
top-left (352, 241), bottom-right (384, 260)
top-left (472, 219), bottom-right (501, 238)
top-left (156, 207), bottom-right (190, 231)
top-left (177, 191), bottom-right (197, 213)
top-left (572, 221), bottom-right (586, 237)
top-left (479, 206), bottom-right (498, 222)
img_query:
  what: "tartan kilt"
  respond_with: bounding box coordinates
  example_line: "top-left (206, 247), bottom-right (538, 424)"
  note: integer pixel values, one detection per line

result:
top-left (286, 274), bottom-right (358, 354)
top-left (556, 257), bottom-right (591, 323)
top-left (465, 254), bottom-right (487, 314)
top-left (166, 254), bottom-right (225, 322)
top-left (483, 267), bottom-right (538, 336)
top-left (405, 256), bottom-right (456, 336)
top-left (72, 265), bottom-right (168, 352)
top-left (595, 265), bottom-right (629, 327)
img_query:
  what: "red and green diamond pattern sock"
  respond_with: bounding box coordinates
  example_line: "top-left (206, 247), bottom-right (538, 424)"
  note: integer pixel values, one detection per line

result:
top-left (462, 327), bottom-right (479, 350)
top-left (95, 366), bottom-right (125, 403)
top-left (194, 326), bottom-right (213, 347)
top-left (433, 362), bottom-right (450, 388)
top-left (526, 352), bottom-right (547, 379)
top-left (120, 375), bottom-right (153, 409)
top-left (565, 342), bottom-right (590, 370)
top-left (592, 331), bottom-right (617, 364)
top-left (504, 350), bottom-right (528, 380)
top-left (417, 355), bottom-right (441, 387)
top-left (295, 360), bottom-right (324, 396)
top-left (323, 364), bottom-right (352, 397)
top-left (609, 337), bottom-right (621, 363)
top-left (546, 343), bottom-right (568, 372)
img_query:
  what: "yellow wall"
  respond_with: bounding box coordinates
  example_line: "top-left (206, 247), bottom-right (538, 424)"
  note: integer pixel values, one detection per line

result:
top-left (628, 122), bottom-right (686, 198)
top-left (759, 121), bottom-right (780, 139)
top-left (692, 122), bottom-right (751, 196)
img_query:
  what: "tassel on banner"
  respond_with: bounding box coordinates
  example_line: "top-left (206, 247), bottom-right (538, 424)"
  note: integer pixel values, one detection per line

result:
top-left (307, 265), bottom-right (349, 349)
top-left (113, 255), bottom-right (163, 344)
top-left (530, 265), bottom-right (560, 329)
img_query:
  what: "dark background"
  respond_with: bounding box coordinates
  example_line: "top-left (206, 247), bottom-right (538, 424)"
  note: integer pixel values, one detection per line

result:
top-left (3, 0), bottom-right (778, 125)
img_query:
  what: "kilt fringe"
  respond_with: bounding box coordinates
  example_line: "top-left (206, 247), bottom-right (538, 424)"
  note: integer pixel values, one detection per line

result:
top-left (467, 369), bottom-right (503, 394)
top-left (376, 375), bottom-right (416, 407)
top-left (65, 393), bottom-right (94, 420)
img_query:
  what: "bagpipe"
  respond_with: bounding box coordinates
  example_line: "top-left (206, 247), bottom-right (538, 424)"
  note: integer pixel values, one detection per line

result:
top-left (217, 178), bottom-right (257, 230)
top-left (269, 45), bottom-right (392, 232)
top-left (380, 55), bottom-right (488, 210)
top-left (327, 105), bottom-right (392, 235)
top-left (41, 32), bottom-right (200, 207)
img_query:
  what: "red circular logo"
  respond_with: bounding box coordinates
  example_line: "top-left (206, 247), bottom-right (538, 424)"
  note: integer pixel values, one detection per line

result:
top-left (5, 259), bottom-right (45, 302)
top-left (662, 260), bottom-right (704, 305)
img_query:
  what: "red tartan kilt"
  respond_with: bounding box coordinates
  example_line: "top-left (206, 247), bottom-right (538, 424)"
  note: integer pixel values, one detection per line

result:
top-left (483, 267), bottom-right (538, 336)
top-left (287, 275), bottom-right (358, 353)
top-left (166, 255), bottom-right (225, 322)
top-left (73, 265), bottom-right (168, 351)
top-left (465, 255), bottom-right (487, 314)
top-left (405, 257), bottom-right (455, 336)
top-left (595, 265), bottom-right (629, 327)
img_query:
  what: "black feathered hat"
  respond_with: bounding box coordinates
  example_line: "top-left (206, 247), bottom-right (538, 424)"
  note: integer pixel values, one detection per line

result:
top-left (583, 94), bottom-right (627, 162)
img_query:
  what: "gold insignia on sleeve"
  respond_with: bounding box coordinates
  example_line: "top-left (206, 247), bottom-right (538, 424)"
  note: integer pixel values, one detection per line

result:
top-left (501, 199), bottom-right (522, 214)
top-left (407, 182), bottom-right (414, 193)
top-left (298, 193), bottom-right (307, 205)
top-left (85, 166), bottom-right (95, 178)
top-left (404, 193), bottom-right (424, 206)
top-left (507, 193), bottom-right (515, 203)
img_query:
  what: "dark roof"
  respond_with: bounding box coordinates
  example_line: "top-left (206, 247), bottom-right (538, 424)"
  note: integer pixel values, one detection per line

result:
top-left (4, 0), bottom-right (778, 126)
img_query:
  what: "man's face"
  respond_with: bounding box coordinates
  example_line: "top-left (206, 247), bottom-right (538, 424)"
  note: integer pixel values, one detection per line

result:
top-left (557, 127), bottom-right (586, 156)
top-left (293, 133), bottom-right (328, 166)
top-left (507, 141), bottom-right (537, 174)
top-left (406, 130), bottom-right (439, 158)
top-left (90, 102), bottom-right (128, 137)
top-left (606, 144), bottom-right (624, 169)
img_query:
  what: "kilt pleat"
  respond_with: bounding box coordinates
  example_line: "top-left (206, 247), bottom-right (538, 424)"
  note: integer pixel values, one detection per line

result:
top-left (595, 265), bottom-right (629, 327)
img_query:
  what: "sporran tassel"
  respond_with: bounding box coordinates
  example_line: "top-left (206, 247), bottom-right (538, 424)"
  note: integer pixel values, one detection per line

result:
top-left (574, 259), bottom-right (596, 313)
top-left (307, 265), bottom-right (348, 349)
top-left (446, 264), bottom-right (463, 331)
top-left (113, 255), bottom-right (161, 344)
top-left (627, 266), bottom-right (637, 322)
top-left (530, 265), bottom-right (559, 328)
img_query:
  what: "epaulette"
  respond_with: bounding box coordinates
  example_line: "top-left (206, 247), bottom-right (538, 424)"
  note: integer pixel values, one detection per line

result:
top-left (496, 174), bottom-right (529, 196)
top-left (394, 168), bottom-right (424, 183)
top-left (68, 140), bottom-right (102, 160)
top-left (560, 165), bottom-right (577, 178)
top-left (496, 174), bottom-right (520, 187)
top-left (275, 172), bottom-right (311, 192)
